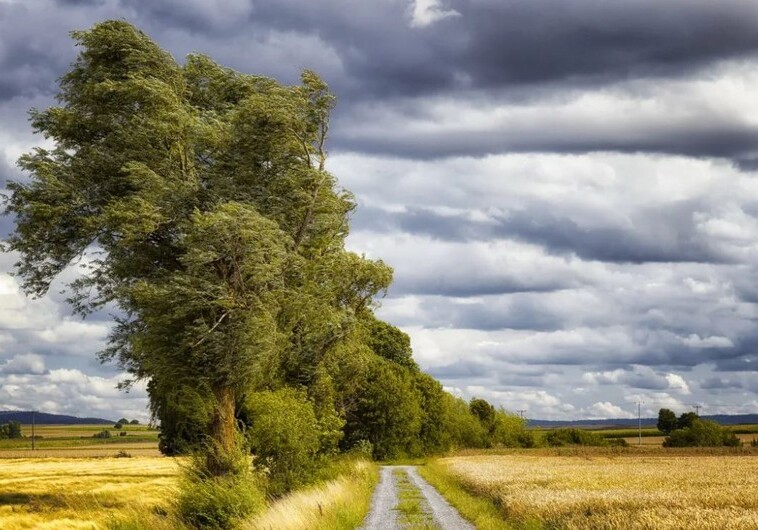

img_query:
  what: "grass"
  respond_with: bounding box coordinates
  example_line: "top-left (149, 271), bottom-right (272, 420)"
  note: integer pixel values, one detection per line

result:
top-left (2, 454), bottom-right (378, 529)
top-left (242, 458), bottom-right (378, 530)
top-left (431, 453), bottom-right (758, 529)
top-left (392, 468), bottom-right (439, 530)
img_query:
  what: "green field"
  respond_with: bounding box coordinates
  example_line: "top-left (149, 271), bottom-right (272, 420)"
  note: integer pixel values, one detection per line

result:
top-left (0, 424), bottom-right (161, 457)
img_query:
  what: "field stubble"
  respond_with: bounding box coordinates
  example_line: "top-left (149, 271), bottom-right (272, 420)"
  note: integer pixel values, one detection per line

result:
top-left (437, 453), bottom-right (758, 529)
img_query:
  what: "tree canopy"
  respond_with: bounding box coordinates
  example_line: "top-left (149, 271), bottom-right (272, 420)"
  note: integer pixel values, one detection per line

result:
top-left (5, 20), bottom-right (391, 473)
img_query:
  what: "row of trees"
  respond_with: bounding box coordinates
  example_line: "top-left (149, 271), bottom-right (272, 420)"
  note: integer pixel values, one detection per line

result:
top-left (4, 20), bottom-right (532, 526)
top-left (657, 408), bottom-right (740, 447)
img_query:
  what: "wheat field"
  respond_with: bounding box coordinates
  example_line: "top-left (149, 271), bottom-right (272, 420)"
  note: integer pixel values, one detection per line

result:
top-left (0, 457), bottom-right (179, 529)
top-left (436, 453), bottom-right (758, 529)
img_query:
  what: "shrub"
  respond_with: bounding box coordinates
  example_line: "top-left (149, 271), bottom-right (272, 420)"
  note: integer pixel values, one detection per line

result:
top-left (545, 428), bottom-right (608, 447)
top-left (609, 438), bottom-right (629, 447)
top-left (664, 419), bottom-right (741, 447)
top-left (176, 472), bottom-right (265, 530)
top-left (244, 388), bottom-right (322, 496)
top-left (0, 421), bottom-right (22, 440)
top-left (119, 431), bottom-right (128, 437)
top-left (114, 423), bottom-right (123, 429)
top-left (115, 450), bottom-right (132, 458)
top-left (93, 430), bottom-right (112, 439)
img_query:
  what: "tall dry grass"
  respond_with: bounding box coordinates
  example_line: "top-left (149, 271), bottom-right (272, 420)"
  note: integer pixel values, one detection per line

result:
top-left (243, 459), bottom-right (378, 530)
top-left (436, 454), bottom-right (758, 529)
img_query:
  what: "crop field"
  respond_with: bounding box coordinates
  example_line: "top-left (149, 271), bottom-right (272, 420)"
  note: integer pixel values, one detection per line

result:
top-left (0, 456), bottom-right (179, 529)
top-left (432, 453), bottom-right (758, 529)
top-left (0, 424), bottom-right (160, 457)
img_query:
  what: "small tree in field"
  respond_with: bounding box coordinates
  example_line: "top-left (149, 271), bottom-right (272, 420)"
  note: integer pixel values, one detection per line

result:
top-left (677, 411), bottom-right (698, 430)
top-left (657, 408), bottom-right (677, 435)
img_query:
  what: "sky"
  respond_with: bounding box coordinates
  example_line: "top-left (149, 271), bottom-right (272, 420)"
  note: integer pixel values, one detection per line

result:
top-left (2, 0), bottom-right (758, 422)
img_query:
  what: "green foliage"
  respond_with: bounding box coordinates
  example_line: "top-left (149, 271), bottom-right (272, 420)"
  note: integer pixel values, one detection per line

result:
top-left (5, 19), bottom-right (391, 475)
top-left (545, 428), bottom-right (609, 447)
top-left (340, 357), bottom-right (423, 460)
top-left (441, 395), bottom-right (488, 449)
top-left (0, 421), bottom-right (22, 439)
top-left (490, 410), bottom-right (530, 448)
top-left (114, 423), bottom-right (123, 430)
top-left (663, 419), bottom-right (742, 447)
top-left (244, 388), bottom-right (323, 496)
top-left (176, 470), bottom-right (265, 530)
top-left (470, 398), bottom-right (497, 432)
top-left (93, 430), bottom-right (112, 439)
top-left (363, 314), bottom-right (417, 370)
top-left (117, 418), bottom-right (129, 425)
top-left (129, 419), bottom-right (140, 425)
top-left (657, 408), bottom-right (678, 435)
top-left (677, 411), bottom-right (698, 430)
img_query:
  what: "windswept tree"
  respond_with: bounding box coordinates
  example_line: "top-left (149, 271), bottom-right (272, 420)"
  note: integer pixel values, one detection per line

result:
top-left (5, 20), bottom-right (391, 475)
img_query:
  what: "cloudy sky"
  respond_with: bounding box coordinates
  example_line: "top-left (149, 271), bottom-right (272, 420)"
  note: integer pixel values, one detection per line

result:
top-left (2, 0), bottom-right (758, 422)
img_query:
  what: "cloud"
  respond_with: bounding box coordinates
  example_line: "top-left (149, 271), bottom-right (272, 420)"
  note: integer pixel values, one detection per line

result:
top-left (409, 0), bottom-right (460, 28)
top-left (583, 402), bottom-right (635, 420)
top-left (583, 366), bottom-right (691, 394)
top-left (0, 353), bottom-right (45, 375)
top-left (0, 368), bottom-right (149, 421)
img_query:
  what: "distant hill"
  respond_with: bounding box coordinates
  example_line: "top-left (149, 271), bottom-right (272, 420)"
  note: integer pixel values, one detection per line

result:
top-left (528, 414), bottom-right (758, 429)
top-left (0, 411), bottom-right (114, 425)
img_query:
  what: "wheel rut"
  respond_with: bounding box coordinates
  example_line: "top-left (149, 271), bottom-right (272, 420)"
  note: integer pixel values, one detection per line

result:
top-left (360, 465), bottom-right (474, 530)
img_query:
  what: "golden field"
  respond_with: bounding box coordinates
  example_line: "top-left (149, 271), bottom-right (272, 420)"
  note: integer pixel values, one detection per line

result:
top-left (434, 453), bottom-right (758, 529)
top-left (0, 456), bottom-right (179, 530)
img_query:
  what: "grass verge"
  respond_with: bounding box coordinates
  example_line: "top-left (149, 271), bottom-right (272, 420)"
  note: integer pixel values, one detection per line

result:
top-left (243, 458), bottom-right (378, 530)
top-left (418, 460), bottom-right (541, 530)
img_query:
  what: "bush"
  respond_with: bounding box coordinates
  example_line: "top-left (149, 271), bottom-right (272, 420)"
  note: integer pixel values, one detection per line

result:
top-left (0, 421), bottom-right (22, 440)
top-left (114, 423), bottom-right (123, 429)
top-left (115, 450), bottom-right (132, 458)
top-left (609, 438), bottom-right (629, 447)
top-left (244, 388), bottom-right (322, 496)
top-left (545, 428), bottom-right (608, 447)
top-left (177, 472), bottom-right (265, 530)
top-left (663, 419), bottom-right (741, 447)
top-left (93, 430), bottom-right (112, 439)
top-left (119, 431), bottom-right (128, 437)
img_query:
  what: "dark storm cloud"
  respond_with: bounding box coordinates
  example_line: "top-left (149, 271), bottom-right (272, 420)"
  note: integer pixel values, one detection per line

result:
top-left (393, 274), bottom-right (569, 298)
top-left (444, 0), bottom-right (758, 89)
top-left (2, 0), bottom-right (758, 162)
top-left (123, 0), bottom-right (758, 95)
top-left (356, 204), bottom-right (729, 265)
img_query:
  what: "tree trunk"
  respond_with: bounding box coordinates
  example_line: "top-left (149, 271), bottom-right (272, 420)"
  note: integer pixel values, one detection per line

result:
top-left (207, 385), bottom-right (237, 476)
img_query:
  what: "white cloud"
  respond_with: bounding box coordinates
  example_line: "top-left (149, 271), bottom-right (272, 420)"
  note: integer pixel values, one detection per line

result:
top-left (0, 353), bottom-right (45, 375)
top-left (583, 401), bottom-right (635, 419)
top-left (682, 334), bottom-right (735, 348)
top-left (409, 0), bottom-right (460, 28)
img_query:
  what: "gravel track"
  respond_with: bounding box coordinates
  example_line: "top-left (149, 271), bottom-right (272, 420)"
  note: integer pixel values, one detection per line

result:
top-left (360, 465), bottom-right (474, 530)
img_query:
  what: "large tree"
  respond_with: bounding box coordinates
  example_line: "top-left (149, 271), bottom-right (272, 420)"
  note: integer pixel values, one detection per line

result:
top-left (5, 21), bottom-right (391, 474)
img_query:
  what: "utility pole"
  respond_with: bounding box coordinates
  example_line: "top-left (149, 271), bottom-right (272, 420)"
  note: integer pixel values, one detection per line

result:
top-left (31, 410), bottom-right (35, 451)
top-left (637, 402), bottom-right (643, 446)
top-left (693, 404), bottom-right (701, 416)
top-left (517, 409), bottom-right (526, 420)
